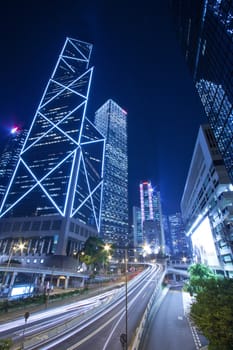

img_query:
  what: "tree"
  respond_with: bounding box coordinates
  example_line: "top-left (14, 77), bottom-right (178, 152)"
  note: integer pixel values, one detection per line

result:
top-left (190, 278), bottom-right (233, 350)
top-left (80, 237), bottom-right (112, 272)
top-left (0, 339), bottom-right (13, 350)
top-left (185, 263), bottom-right (216, 295)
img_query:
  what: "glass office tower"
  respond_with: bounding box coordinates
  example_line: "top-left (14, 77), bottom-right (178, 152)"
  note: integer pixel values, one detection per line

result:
top-left (139, 181), bottom-right (165, 254)
top-left (170, 0), bottom-right (233, 183)
top-left (0, 128), bottom-right (27, 205)
top-left (168, 212), bottom-right (190, 258)
top-left (95, 99), bottom-right (128, 245)
top-left (0, 38), bottom-right (105, 266)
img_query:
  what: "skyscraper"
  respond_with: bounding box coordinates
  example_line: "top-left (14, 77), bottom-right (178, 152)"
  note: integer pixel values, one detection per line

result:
top-left (170, 0), bottom-right (233, 183)
top-left (168, 212), bottom-right (190, 258)
top-left (94, 99), bottom-right (128, 245)
top-left (0, 127), bottom-right (27, 204)
top-left (0, 38), bottom-right (105, 267)
top-left (132, 206), bottom-right (143, 247)
top-left (139, 181), bottom-right (165, 254)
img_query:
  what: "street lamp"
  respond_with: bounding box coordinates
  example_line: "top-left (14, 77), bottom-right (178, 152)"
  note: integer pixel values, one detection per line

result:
top-left (119, 247), bottom-right (128, 350)
top-left (104, 243), bottom-right (111, 252)
top-left (103, 244), bottom-right (112, 274)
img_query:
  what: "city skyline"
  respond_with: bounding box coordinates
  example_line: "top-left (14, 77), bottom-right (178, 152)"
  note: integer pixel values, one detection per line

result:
top-left (0, 1), bottom-right (206, 215)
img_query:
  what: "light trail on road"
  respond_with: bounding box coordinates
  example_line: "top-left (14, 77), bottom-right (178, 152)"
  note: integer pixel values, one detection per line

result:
top-left (1, 263), bottom-right (164, 350)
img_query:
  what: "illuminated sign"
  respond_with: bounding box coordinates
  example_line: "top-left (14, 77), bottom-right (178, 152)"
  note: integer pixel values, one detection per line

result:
top-left (191, 216), bottom-right (219, 267)
top-left (10, 284), bottom-right (34, 297)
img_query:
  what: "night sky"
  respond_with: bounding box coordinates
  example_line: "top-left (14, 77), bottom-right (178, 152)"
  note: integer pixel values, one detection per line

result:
top-left (0, 0), bottom-right (206, 217)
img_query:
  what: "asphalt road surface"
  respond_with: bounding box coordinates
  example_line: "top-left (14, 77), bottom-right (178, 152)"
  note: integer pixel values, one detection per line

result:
top-left (141, 286), bottom-right (208, 350)
top-left (0, 264), bottom-right (165, 350)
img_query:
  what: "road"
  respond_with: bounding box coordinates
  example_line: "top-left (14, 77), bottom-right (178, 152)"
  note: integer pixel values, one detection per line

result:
top-left (141, 286), bottom-right (208, 350)
top-left (0, 264), bottom-right (165, 350)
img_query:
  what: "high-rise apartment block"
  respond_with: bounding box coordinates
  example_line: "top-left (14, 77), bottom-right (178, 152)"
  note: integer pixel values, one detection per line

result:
top-left (94, 99), bottom-right (128, 245)
top-left (0, 38), bottom-right (105, 268)
top-left (139, 181), bottom-right (165, 254)
top-left (181, 124), bottom-right (233, 276)
top-left (0, 127), bottom-right (27, 204)
top-left (170, 0), bottom-right (233, 183)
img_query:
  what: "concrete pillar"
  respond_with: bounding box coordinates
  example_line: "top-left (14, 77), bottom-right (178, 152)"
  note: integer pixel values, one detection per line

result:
top-left (47, 239), bottom-right (52, 254)
top-left (4, 273), bottom-right (11, 286)
top-left (64, 276), bottom-right (69, 289)
top-left (9, 271), bottom-right (18, 289)
top-left (80, 278), bottom-right (85, 288)
top-left (34, 275), bottom-right (39, 286)
top-left (57, 278), bottom-right (60, 287)
top-left (40, 240), bottom-right (45, 255)
top-left (41, 273), bottom-right (46, 285)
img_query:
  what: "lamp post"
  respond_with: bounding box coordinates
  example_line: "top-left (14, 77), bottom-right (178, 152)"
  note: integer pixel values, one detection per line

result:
top-left (124, 248), bottom-right (128, 350)
top-left (105, 243), bottom-right (128, 349)
top-left (119, 246), bottom-right (128, 350)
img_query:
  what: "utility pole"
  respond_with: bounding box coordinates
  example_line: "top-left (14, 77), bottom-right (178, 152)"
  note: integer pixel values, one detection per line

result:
top-left (120, 247), bottom-right (128, 350)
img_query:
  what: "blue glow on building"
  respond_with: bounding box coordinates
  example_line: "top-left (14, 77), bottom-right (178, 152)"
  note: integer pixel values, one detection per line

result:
top-left (0, 38), bottom-right (105, 233)
top-left (0, 128), bottom-right (28, 205)
top-left (94, 99), bottom-right (128, 244)
top-left (170, 0), bottom-right (233, 183)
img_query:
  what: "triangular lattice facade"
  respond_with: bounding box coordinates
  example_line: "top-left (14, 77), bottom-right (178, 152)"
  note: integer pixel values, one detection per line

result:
top-left (0, 38), bottom-right (105, 232)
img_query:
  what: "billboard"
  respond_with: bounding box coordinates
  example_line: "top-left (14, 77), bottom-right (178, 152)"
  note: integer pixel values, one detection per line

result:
top-left (191, 216), bottom-right (219, 267)
top-left (10, 284), bottom-right (34, 299)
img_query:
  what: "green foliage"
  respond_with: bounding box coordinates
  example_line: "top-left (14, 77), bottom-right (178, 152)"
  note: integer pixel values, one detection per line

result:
top-left (190, 278), bottom-right (233, 350)
top-left (185, 263), bottom-right (216, 295)
top-left (81, 237), bottom-right (113, 269)
top-left (0, 339), bottom-right (13, 350)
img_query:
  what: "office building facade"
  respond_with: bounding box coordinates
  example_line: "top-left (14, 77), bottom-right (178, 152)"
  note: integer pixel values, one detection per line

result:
top-left (170, 0), bottom-right (233, 183)
top-left (162, 214), bottom-right (173, 256)
top-left (0, 127), bottom-right (27, 205)
top-left (168, 212), bottom-right (190, 258)
top-left (181, 124), bottom-right (233, 276)
top-left (139, 181), bottom-right (165, 254)
top-left (0, 38), bottom-right (105, 268)
top-left (94, 99), bottom-right (128, 245)
top-left (132, 206), bottom-right (143, 247)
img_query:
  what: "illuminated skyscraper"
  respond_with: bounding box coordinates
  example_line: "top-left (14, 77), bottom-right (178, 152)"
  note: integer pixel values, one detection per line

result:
top-left (132, 206), bottom-right (143, 247)
top-left (168, 212), bottom-right (190, 258)
top-left (140, 181), bottom-right (154, 223)
top-left (170, 0), bottom-right (233, 183)
top-left (0, 38), bottom-right (105, 267)
top-left (0, 127), bottom-right (27, 204)
top-left (139, 181), bottom-right (165, 254)
top-left (94, 99), bottom-right (128, 245)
